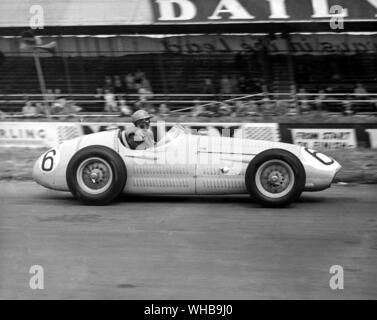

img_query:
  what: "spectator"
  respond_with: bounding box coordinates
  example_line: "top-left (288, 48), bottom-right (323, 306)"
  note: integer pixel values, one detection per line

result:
top-left (233, 101), bottom-right (245, 116)
top-left (140, 75), bottom-right (152, 93)
top-left (95, 87), bottom-right (103, 97)
top-left (158, 103), bottom-right (169, 117)
top-left (45, 89), bottom-right (56, 108)
top-left (201, 78), bottom-right (215, 95)
top-left (103, 75), bottom-right (114, 92)
top-left (238, 76), bottom-right (249, 94)
top-left (275, 100), bottom-right (290, 116)
top-left (95, 87), bottom-right (105, 111)
top-left (63, 100), bottom-right (82, 116)
top-left (136, 85), bottom-right (154, 113)
top-left (286, 101), bottom-right (298, 116)
top-left (234, 101), bottom-right (250, 117)
top-left (354, 83), bottom-right (367, 96)
top-left (113, 76), bottom-right (124, 96)
top-left (104, 89), bottom-right (118, 112)
top-left (134, 70), bottom-right (145, 90)
top-left (353, 83), bottom-right (368, 112)
top-left (138, 86), bottom-right (152, 103)
top-left (36, 102), bottom-right (48, 116)
top-left (217, 102), bottom-right (233, 117)
top-left (191, 101), bottom-right (213, 117)
top-left (343, 96), bottom-right (355, 116)
top-left (124, 73), bottom-right (136, 94)
top-left (220, 75), bottom-right (232, 96)
top-left (22, 100), bottom-right (37, 117)
top-left (51, 94), bottom-right (66, 115)
top-left (323, 85), bottom-right (344, 112)
top-left (297, 88), bottom-right (311, 114)
top-left (260, 97), bottom-right (276, 116)
top-left (230, 75), bottom-right (239, 94)
top-left (313, 89), bottom-right (326, 113)
top-left (119, 98), bottom-right (132, 117)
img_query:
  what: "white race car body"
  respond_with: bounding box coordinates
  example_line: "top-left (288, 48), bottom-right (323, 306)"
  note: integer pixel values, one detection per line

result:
top-left (33, 124), bottom-right (341, 198)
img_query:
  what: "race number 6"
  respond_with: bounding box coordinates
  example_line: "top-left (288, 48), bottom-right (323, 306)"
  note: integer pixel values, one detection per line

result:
top-left (41, 149), bottom-right (58, 172)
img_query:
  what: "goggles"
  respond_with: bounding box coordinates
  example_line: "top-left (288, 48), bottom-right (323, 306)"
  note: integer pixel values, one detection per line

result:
top-left (136, 118), bottom-right (150, 129)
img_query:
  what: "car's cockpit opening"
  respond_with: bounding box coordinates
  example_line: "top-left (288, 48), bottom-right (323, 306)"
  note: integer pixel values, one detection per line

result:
top-left (119, 123), bottom-right (189, 150)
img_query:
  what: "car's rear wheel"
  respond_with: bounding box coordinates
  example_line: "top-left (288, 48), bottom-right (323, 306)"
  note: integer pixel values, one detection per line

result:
top-left (67, 146), bottom-right (127, 205)
top-left (245, 149), bottom-right (305, 207)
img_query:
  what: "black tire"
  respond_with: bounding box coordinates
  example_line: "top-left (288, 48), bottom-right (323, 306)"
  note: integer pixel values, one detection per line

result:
top-left (66, 146), bottom-right (127, 205)
top-left (245, 149), bottom-right (305, 207)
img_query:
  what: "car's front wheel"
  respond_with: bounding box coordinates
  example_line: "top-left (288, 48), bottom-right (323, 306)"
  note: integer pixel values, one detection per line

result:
top-left (66, 146), bottom-right (127, 205)
top-left (245, 149), bottom-right (305, 207)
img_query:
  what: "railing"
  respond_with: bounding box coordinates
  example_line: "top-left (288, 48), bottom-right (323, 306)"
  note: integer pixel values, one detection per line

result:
top-left (0, 93), bottom-right (377, 118)
top-left (0, 93), bottom-right (263, 112)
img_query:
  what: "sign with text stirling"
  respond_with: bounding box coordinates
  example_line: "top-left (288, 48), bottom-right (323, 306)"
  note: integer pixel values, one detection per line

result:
top-left (151, 0), bottom-right (377, 23)
top-left (0, 122), bottom-right (82, 148)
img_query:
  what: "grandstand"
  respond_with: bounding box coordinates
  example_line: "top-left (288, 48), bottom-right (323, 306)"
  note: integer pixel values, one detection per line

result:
top-left (0, 53), bottom-right (263, 95)
top-left (0, 0), bottom-right (376, 117)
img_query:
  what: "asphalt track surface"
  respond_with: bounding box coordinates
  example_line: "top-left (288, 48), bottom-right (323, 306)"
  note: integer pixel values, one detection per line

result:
top-left (0, 181), bottom-right (376, 299)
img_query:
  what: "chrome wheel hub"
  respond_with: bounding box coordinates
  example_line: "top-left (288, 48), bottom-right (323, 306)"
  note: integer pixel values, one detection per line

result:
top-left (255, 160), bottom-right (295, 199)
top-left (76, 157), bottom-right (113, 194)
top-left (268, 171), bottom-right (284, 185)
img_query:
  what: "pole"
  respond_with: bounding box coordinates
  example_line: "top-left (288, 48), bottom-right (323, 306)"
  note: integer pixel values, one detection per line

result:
top-left (62, 55), bottom-right (73, 94)
top-left (33, 48), bottom-right (47, 103)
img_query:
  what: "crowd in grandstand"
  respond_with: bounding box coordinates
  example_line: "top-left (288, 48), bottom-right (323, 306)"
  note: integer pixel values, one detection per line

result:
top-left (0, 69), bottom-right (376, 120)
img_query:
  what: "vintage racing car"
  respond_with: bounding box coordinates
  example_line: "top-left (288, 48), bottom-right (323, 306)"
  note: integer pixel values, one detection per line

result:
top-left (33, 124), bottom-right (341, 207)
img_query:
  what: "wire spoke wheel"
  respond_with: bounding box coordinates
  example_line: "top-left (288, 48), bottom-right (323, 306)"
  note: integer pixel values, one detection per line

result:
top-left (255, 160), bottom-right (295, 199)
top-left (67, 146), bottom-right (127, 205)
top-left (245, 149), bottom-right (305, 207)
top-left (76, 157), bottom-right (113, 195)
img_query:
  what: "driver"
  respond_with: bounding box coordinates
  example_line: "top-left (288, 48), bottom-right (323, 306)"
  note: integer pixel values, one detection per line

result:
top-left (125, 110), bottom-right (155, 150)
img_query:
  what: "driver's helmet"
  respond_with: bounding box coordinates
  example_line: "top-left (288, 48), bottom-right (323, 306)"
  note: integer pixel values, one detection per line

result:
top-left (131, 110), bottom-right (153, 124)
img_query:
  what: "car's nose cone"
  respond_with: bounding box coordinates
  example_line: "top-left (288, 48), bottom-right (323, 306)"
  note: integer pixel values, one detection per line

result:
top-left (32, 154), bottom-right (54, 188)
top-left (32, 155), bottom-right (43, 185)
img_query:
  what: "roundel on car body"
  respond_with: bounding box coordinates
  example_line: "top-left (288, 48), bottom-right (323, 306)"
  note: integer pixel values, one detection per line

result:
top-left (40, 148), bottom-right (60, 172)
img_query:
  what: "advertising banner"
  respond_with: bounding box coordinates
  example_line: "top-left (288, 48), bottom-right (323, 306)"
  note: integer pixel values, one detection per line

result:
top-left (4, 33), bottom-right (377, 57)
top-left (0, 122), bottom-right (280, 148)
top-left (2, 122), bottom-right (376, 149)
top-left (1, 0), bottom-right (377, 28)
top-left (290, 128), bottom-right (357, 149)
top-left (151, 0), bottom-right (377, 23)
top-left (158, 33), bottom-right (377, 55)
top-left (0, 122), bottom-right (82, 148)
top-left (366, 128), bottom-right (377, 149)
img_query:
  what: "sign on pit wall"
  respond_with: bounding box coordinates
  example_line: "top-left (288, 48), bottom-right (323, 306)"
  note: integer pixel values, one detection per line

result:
top-left (0, 122), bottom-right (82, 148)
top-left (1, 122), bottom-right (376, 149)
top-left (0, 122), bottom-right (279, 148)
top-left (366, 129), bottom-right (377, 149)
top-left (290, 128), bottom-right (357, 150)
